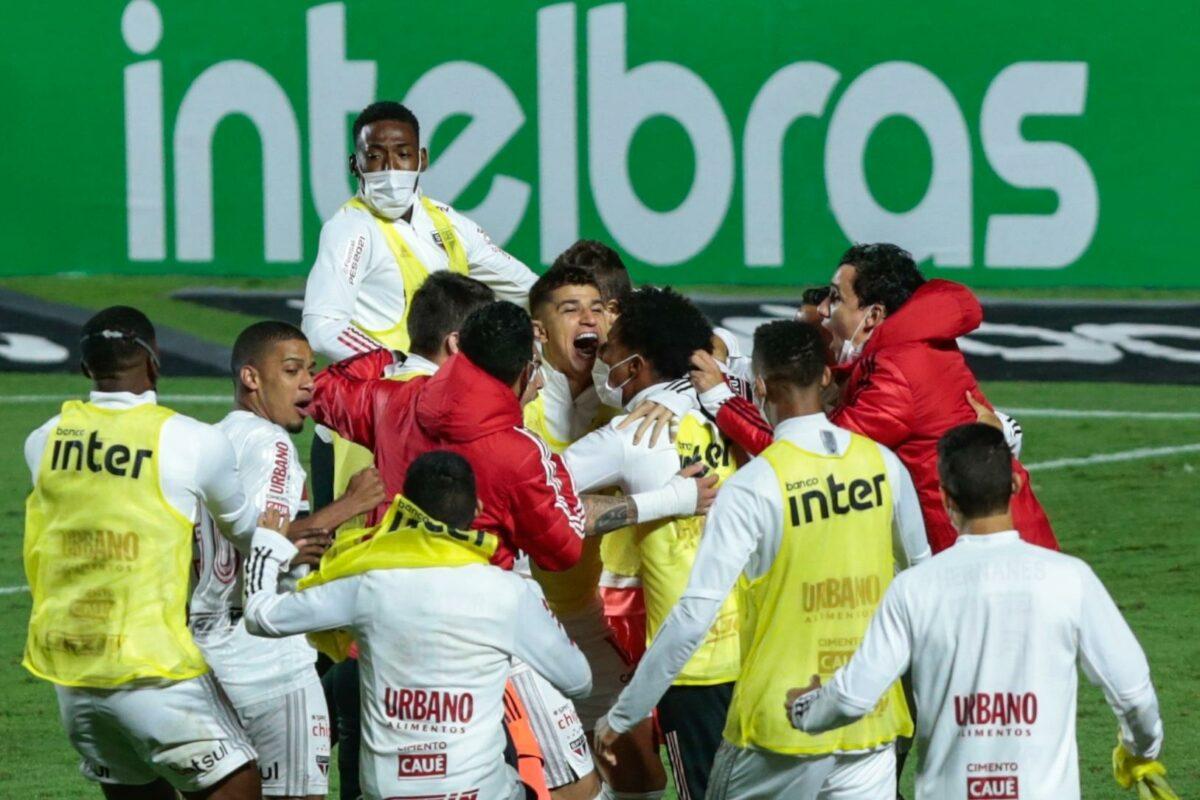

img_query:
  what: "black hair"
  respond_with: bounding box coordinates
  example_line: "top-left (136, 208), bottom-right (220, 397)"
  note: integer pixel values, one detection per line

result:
top-left (612, 286), bottom-right (712, 381)
top-left (752, 320), bottom-right (826, 389)
top-left (529, 265), bottom-right (600, 315)
top-left (404, 450), bottom-right (477, 529)
top-left (458, 301), bottom-right (534, 385)
top-left (801, 286), bottom-right (830, 307)
top-left (230, 321), bottom-right (308, 381)
top-left (80, 306), bottom-right (157, 378)
top-left (407, 273), bottom-right (496, 357)
top-left (353, 101), bottom-right (420, 145)
top-left (552, 240), bottom-right (631, 303)
top-left (839, 243), bottom-right (926, 315)
top-left (937, 424), bottom-right (1015, 519)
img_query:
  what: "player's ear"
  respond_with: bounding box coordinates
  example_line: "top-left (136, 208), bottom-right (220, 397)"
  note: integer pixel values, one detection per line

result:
top-left (348, 152), bottom-right (359, 178)
top-left (80, 360), bottom-right (92, 379)
top-left (419, 147), bottom-right (429, 173)
top-left (239, 364), bottom-right (261, 393)
top-left (862, 303), bottom-right (886, 334)
top-left (820, 365), bottom-right (832, 388)
top-left (531, 319), bottom-right (548, 344)
top-left (444, 331), bottom-right (461, 357)
top-left (1011, 470), bottom-right (1023, 496)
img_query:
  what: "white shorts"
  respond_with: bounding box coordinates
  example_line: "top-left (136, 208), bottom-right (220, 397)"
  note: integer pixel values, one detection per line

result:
top-left (508, 659), bottom-right (595, 789)
top-left (560, 599), bottom-right (635, 731)
top-left (707, 741), bottom-right (895, 800)
top-left (234, 676), bottom-right (331, 797)
top-left (55, 673), bottom-right (256, 793)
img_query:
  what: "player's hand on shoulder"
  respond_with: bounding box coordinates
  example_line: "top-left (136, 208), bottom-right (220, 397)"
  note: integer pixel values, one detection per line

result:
top-left (618, 400), bottom-right (675, 447)
top-left (345, 467), bottom-right (387, 515)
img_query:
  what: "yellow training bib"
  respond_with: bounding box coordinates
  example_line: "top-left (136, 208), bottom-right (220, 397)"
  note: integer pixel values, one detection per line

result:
top-left (344, 195), bottom-right (468, 351)
top-left (523, 392), bottom-right (609, 617)
top-left (723, 434), bottom-right (913, 754)
top-left (23, 401), bottom-right (206, 688)
top-left (639, 413), bottom-right (740, 685)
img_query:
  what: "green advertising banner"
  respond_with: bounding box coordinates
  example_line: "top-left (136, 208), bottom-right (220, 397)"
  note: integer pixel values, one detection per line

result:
top-left (1, 0), bottom-right (1196, 286)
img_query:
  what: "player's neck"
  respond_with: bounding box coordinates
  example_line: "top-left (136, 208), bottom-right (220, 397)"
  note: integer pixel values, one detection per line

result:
top-left (543, 348), bottom-right (591, 399)
top-left (772, 387), bottom-right (824, 422)
top-left (960, 512), bottom-right (1015, 536)
top-left (236, 392), bottom-right (269, 422)
top-left (93, 374), bottom-right (154, 395)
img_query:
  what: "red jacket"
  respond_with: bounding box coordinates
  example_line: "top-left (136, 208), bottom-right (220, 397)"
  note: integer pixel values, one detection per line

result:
top-left (715, 280), bottom-right (1058, 554)
top-left (308, 350), bottom-right (586, 571)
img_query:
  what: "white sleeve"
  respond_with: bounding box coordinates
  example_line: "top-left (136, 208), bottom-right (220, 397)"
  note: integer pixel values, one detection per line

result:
top-left (606, 477), bottom-right (762, 733)
top-left (242, 528), bottom-right (360, 637)
top-left (562, 424), bottom-right (628, 494)
top-left (239, 429), bottom-right (303, 519)
top-left (801, 576), bottom-right (914, 733)
top-left (447, 205), bottom-right (537, 307)
top-left (189, 422), bottom-right (259, 551)
top-left (24, 416), bottom-right (57, 485)
top-left (880, 445), bottom-right (930, 569)
top-left (509, 578), bottom-right (592, 699)
top-left (1077, 565), bottom-right (1163, 759)
top-left (301, 213), bottom-right (385, 361)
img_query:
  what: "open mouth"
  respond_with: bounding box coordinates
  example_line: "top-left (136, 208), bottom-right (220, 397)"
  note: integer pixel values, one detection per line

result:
top-left (573, 331), bottom-right (600, 358)
top-left (294, 397), bottom-right (313, 415)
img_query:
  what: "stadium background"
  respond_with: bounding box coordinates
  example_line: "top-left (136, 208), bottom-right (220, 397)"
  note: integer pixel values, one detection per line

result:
top-left (1, 0), bottom-right (1197, 796)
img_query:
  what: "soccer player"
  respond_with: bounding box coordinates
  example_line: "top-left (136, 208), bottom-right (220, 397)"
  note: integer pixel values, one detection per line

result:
top-left (563, 287), bottom-right (737, 800)
top-left (594, 319), bottom-right (929, 800)
top-left (523, 264), bottom-right (667, 796)
top-left (243, 451), bottom-right (593, 800)
top-left (301, 100), bottom-right (536, 360)
top-left (190, 321), bottom-right (385, 800)
top-left (700, 244), bottom-right (1056, 554)
top-left (23, 306), bottom-right (263, 798)
top-left (789, 423), bottom-right (1167, 800)
top-left (307, 300), bottom-right (713, 799)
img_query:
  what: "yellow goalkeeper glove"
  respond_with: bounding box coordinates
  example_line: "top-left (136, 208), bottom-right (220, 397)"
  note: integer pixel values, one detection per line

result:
top-left (1112, 734), bottom-right (1179, 799)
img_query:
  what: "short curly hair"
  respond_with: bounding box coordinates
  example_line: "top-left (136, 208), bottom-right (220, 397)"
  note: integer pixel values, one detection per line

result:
top-left (752, 320), bottom-right (826, 389)
top-left (459, 301), bottom-right (533, 385)
top-left (353, 101), bottom-right (420, 144)
top-left (840, 243), bottom-right (926, 314)
top-left (612, 286), bottom-right (712, 381)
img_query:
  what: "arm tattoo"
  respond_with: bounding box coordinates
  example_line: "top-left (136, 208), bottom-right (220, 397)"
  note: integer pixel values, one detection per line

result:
top-left (582, 495), bottom-right (638, 537)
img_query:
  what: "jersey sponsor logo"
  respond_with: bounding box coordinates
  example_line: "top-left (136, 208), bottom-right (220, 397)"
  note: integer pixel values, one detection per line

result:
top-left (341, 234), bottom-right (366, 284)
top-left (259, 761), bottom-right (279, 782)
top-left (956, 693), bottom-right (1038, 738)
top-left (384, 688), bottom-right (475, 725)
top-left (311, 713), bottom-right (331, 739)
top-left (383, 791), bottom-right (478, 800)
top-left (61, 529), bottom-right (140, 562)
top-left (817, 649), bottom-right (855, 673)
top-left (42, 630), bottom-right (123, 656)
top-left (786, 473), bottom-right (887, 526)
top-left (964, 777), bottom-right (1022, 800)
top-left (555, 704), bottom-right (580, 731)
top-left (802, 575), bottom-right (881, 613)
top-left (397, 752), bottom-right (447, 779)
top-left (569, 734), bottom-right (588, 758)
top-left (50, 431), bottom-right (154, 479)
top-left (268, 439), bottom-right (291, 497)
top-left (68, 587), bottom-right (117, 621)
top-left (170, 741), bottom-right (229, 776)
top-left (316, 754), bottom-right (330, 777)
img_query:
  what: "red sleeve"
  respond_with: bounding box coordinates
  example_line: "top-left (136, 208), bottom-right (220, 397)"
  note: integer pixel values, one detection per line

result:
top-left (714, 396), bottom-right (775, 456)
top-left (830, 358), bottom-right (914, 449)
top-left (308, 349), bottom-right (398, 450)
top-left (507, 431), bottom-right (585, 572)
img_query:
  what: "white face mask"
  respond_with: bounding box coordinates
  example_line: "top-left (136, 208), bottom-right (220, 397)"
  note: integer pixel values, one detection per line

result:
top-left (752, 376), bottom-right (774, 427)
top-left (593, 353), bottom-right (639, 408)
top-left (360, 169), bottom-right (420, 220)
top-left (835, 306), bottom-right (877, 366)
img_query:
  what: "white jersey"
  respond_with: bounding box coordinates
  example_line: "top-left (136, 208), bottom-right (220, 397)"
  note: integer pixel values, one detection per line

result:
top-left (23, 391), bottom-right (258, 546)
top-left (301, 191), bottom-right (537, 361)
top-left (189, 410), bottom-right (316, 709)
top-left (243, 529), bottom-right (592, 800)
top-left (799, 530), bottom-right (1163, 800)
top-left (604, 411), bottom-right (930, 733)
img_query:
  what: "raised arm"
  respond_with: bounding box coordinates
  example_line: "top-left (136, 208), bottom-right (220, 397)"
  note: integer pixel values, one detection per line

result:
top-left (307, 349), bottom-right (402, 450)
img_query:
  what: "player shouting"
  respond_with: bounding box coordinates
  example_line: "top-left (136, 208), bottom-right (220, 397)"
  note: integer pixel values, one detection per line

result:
top-left (789, 424), bottom-right (1169, 800)
top-left (244, 451), bottom-right (593, 800)
top-left (189, 321), bottom-right (385, 800)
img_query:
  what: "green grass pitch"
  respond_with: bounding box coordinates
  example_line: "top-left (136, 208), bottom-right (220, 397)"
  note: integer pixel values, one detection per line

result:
top-left (0, 278), bottom-right (1197, 798)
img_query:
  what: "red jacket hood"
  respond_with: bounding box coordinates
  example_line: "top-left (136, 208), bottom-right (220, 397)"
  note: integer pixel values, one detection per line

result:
top-left (864, 279), bottom-right (982, 355)
top-left (414, 352), bottom-right (523, 443)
